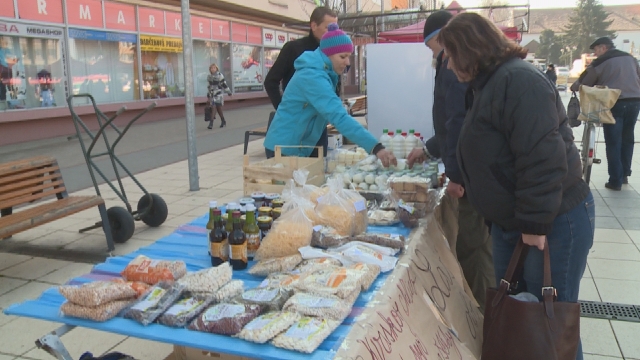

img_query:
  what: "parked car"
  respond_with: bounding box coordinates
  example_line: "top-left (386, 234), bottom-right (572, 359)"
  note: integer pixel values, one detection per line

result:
top-left (556, 67), bottom-right (570, 91)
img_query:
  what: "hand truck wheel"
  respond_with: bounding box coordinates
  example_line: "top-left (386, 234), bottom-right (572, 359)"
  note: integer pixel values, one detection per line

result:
top-left (107, 206), bottom-right (135, 243)
top-left (137, 193), bottom-right (168, 227)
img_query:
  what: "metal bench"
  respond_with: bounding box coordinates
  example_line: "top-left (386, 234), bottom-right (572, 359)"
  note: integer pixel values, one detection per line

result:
top-left (0, 156), bottom-right (115, 251)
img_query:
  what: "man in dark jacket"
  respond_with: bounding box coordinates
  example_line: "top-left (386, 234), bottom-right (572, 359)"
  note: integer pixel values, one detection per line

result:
top-left (264, 7), bottom-right (337, 157)
top-left (571, 37), bottom-right (640, 190)
top-left (406, 10), bottom-right (494, 308)
top-left (545, 64), bottom-right (557, 86)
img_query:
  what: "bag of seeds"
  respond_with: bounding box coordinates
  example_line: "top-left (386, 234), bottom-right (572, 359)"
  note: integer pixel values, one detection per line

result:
top-left (123, 281), bottom-right (184, 326)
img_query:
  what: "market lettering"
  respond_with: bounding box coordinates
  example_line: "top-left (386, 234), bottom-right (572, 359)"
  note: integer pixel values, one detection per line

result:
top-left (0, 24), bottom-right (19, 33)
top-left (409, 338), bottom-right (429, 360)
top-left (79, 4), bottom-right (91, 20)
top-left (174, 19), bottom-right (181, 31)
top-left (217, 25), bottom-right (224, 35)
top-left (149, 15), bottom-right (155, 28)
top-left (198, 22), bottom-right (203, 33)
top-left (37, 0), bottom-right (48, 15)
top-left (117, 10), bottom-right (125, 24)
top-left (141, 38), bottom-right (164, 46)
top-left (434, 327), bottom-right (462, 360)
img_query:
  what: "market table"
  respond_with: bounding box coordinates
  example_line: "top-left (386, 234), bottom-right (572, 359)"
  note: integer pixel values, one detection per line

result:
top-left (5, 198), bottom-right (482, 360)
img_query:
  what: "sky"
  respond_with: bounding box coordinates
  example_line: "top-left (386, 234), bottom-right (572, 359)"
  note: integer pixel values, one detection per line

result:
top-left (453, 0), bottom-right (639, 9)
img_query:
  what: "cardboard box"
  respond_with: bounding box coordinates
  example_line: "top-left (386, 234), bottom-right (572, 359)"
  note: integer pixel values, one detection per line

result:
top-left (172, 345), bottom-right (255, 360)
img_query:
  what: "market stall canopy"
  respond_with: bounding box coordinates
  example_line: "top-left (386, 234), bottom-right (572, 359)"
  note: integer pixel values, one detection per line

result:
top-left (377, 20), bottom-right (522, 43)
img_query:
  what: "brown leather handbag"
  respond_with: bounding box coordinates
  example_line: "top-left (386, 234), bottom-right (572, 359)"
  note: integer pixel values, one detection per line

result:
top-left (482, 239), bottom-right (581, 360)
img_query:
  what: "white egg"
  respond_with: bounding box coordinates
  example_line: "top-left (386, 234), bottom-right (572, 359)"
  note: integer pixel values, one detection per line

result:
top-left (352, 173), bottom-right (364, 184)
top-left (335, 164), bottom-right (346, 173)
top-left (369, 184), bottom-right (378, 191)
top-left (365, 173), bottom-right (375, 184)
top-left (358, 182), bottom-right (369, 190)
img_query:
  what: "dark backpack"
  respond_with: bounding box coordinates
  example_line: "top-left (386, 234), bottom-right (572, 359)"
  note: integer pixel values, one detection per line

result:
top-left (567, 91), bottom-right (581, 127)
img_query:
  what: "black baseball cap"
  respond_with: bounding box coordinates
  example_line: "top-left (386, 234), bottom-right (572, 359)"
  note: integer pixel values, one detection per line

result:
top-left (423, 10), bottom-right (453, 43)
top-left (590, 37), bottom-right (614, 49)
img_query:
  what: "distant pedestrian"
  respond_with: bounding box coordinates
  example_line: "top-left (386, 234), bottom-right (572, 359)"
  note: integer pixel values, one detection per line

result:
top-left (206, 63), bottom-right (232, 129)
top-left (546, 64), bottom-right (557, 86)
top-left (571, 37), bottom-right (640, 190)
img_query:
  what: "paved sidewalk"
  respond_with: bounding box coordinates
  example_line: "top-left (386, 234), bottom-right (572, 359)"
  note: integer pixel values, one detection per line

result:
top-left (1, 117), bottom-right (640, 359)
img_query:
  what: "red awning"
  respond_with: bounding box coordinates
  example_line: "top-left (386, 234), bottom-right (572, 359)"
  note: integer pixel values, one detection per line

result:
top-left (378, 21), bottom-right (521, 43)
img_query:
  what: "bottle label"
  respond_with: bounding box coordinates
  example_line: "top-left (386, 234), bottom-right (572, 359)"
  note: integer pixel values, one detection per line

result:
top-left (231, 243), bottom-right (247, 263)
top-left (210, 240), bottom-right (229, 261)
top-left (246, 234), bottom-right (260, 258)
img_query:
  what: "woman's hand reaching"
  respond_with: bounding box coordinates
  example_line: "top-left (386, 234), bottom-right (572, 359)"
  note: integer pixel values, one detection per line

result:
top-left (376, 149), bottom-right (397, 168)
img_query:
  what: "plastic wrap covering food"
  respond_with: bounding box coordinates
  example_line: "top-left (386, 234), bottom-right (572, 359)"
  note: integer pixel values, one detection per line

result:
top-left (254, 198), bottom-right (314, 261)
top-left (315, 177), bottom-right (357, 236)
top-left (60, 299), bottom-right (134, 322)
top-left (295, 267), bottom-right (361, 300)
top-left (248, 254), bottom-right (303, 277)
top-left (235, 312), bottom-right (301, 344)
top-left (283, 292), bottom-right (353, 321)
top-left (235, 287), bottom-right (293, 313)
top-left (367, 209), bottom-right (399, 226)
top-left (157, 294), bottom-right (214, 327)
top-left (58, 281), bottom-right (137, 307)
top-left (397, 200), bottom-right (428, 228)
top-left (349, 263), bottom-right (381, 291)
top-left (188, 303), bottom-right (261, 335)
top-left (121, 255), bottom-right (187, 284)
top-left (340, 185), bottom-right (369, 235)
top-left (352, 233), bottom-right (405, 250)
top-left (333, 242), bottom-right (398, 272)
top-left (258, 273), bottom-right (303, 291)
top-left (110, 279), bottom-right (151, 298)
top-left (310, 225), bottom-right (351, 249)
top-left (123, 282), bottom-right (185, 326)
top-left (211, 280), bottom-right (245, 303)
top-left (177, 263), bottom-right (232, 294)
top-left (295, 257), bottom-right (343, 273)
top-left (271, 317), bottom-right (341, 354)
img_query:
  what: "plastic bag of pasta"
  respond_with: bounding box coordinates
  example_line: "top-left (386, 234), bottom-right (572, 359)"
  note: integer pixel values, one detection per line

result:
top-left (339, 184), bottom-right (369, 235)
top-left (315, 178), bottom-right (356, 236)
top-left (121, 255), bottom-right (186, 284)
top-left (254, 197), bottom-right (314, 261)
top-left (157, 294), bottom-right (213, 327)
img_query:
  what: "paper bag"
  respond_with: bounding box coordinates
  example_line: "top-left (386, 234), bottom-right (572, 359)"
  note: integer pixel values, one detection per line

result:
top-left (578, 85), bottom-right (621, 124)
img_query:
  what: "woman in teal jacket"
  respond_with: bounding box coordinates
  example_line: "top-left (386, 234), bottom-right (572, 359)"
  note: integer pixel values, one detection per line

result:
top-left (264, 23), bottom-right (396, 167)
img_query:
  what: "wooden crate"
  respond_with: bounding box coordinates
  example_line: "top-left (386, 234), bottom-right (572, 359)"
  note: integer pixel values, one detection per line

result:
top-left (243, 146), bottom-right (325, 195)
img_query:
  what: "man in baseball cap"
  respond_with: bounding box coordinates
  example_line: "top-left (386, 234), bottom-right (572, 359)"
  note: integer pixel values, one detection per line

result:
top-left (407, 10), bottom-right (495, 308)
top-left (589, 36), bottom-right (614, 50)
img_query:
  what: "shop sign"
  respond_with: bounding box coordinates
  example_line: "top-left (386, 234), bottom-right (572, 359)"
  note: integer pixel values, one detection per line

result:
top-left (140, 35), bottom-right (183, 53)
top-left (288, 33), bottom-right (299, 42)
top-left (211, 19), bottom-right (230, 41)
top-left (17, 0), bottom-right (64, 23)
top-left (275, 31), bottom-right (287, 48)
top-left (0, 20), bottom-right (64, 38)
top-left (104, 1), bottom-right (135, 32)
top-left (66, 0), bottom-right (103, 28)
top-left (69, 28), bottom-right (137, 43)
top-left (0, 0), bottom-right (15, 18)
top-left (138, 7), bottom-right (165, 34)
top-left (191, 16), bottom-right (211, 39)
top-left (165, 12), bottom-right (182, 36)
top-left (262, 28), bottom-right (276, 47)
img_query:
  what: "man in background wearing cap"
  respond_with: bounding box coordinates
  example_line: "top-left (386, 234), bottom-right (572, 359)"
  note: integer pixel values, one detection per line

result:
top-left (571, 37), bottom-right (640, 190)
top-left (264, 7), bottom-right (338, 158)
top-left (407, 10), bottom-right (494, 308)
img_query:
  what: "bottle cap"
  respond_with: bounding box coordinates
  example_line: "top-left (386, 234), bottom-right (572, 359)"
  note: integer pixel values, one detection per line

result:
top-left (209, 200), bottom-right (217, 208)
top-left (401, 132), bottom-right (407, 136)
top-left (415, 132), bottom-right (421, 136)
top-left (213, 208), bottom-right (222, 215)
top-left (396, 129), bottom-right (402, 133)
top-left (409, 129), bottom-right (415, 133)
top-left (227, 202), bottom-right (238, 210)
top-left (388, 131), bottom-right (394, 136)
top-left (383, 128), bottom-right (389, 133)
top-left (245, 204), bottom-right (256, 211)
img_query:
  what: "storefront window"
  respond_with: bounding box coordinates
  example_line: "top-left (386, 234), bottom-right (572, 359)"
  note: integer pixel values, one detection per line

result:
top-left (68, 29), bottom-right (140, 105)
top-left (1, 27), bottom-right (66, 110)
top-left (232, 44), bottom-right (263, 92)
top-left (263, 48), bottom-right (280, 76)
top-left (193, 41), bottom-right (231, 97)
top-left (140, 35), bottom-right (185, 99)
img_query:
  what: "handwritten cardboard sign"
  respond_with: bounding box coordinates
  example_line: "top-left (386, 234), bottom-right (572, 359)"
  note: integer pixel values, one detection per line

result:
top-left (334, 209), bottom-right (483, 360)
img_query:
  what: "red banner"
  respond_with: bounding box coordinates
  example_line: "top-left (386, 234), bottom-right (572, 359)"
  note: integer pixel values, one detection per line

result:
top-left (138, 7), bottom-right (165, 34)
top-left (0, 0), bottom-right (16, 18)
top-left (192, 16), bottom-right (211, 39)
top-left (104, 1), bottom-right (135, 31)
top-left (231, 22), bottom-right (246, 43)
top-left (66, 0), bottom-right (104, 28)
top-left (17, 0), bottom-right (64, 23)
top-left (211, 19), bottom-right (230, 41)
top-left (165, 12), bottom-right (182, 36)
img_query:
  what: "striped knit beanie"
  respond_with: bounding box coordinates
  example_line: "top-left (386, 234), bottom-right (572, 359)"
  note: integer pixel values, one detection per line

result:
top-left (320, 23), bottom-right (353, 56)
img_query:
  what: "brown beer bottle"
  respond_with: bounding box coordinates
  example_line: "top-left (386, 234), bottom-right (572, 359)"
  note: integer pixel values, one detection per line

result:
top-left (228, 211), bottom-right (247, 270)
top-left (209, 208), bottom-right (228, 266)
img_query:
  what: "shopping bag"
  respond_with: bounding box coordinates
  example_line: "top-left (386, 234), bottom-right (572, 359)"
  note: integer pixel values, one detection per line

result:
top-left (577, 85), bottom-right (621, 124)
top-left (482, 238), bottom-right (581, 360)
top-left (567, 91), bottom-right (581, 128)
top-left (204, 104), bottom-right (212, 122)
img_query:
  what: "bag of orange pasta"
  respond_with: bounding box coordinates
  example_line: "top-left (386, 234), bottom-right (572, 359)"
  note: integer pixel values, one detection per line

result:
top-left (121, 255), bottom-right (187, 285)
top-left (315, 177), bottom-right (357, 236)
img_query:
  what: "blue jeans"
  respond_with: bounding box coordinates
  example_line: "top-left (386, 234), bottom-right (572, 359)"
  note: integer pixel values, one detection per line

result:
top-left (603, 99), bottom-right (640, 187)
top-left (491, 191), bottom-right (595, 360)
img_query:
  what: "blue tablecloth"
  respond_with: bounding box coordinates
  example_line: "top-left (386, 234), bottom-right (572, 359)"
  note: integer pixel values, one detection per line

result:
top-left (4, 214), bottom-right (411, 360)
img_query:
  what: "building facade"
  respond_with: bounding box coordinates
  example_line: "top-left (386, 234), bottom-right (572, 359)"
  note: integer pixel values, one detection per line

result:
top-left (0, 0), bottom-right (312, 145)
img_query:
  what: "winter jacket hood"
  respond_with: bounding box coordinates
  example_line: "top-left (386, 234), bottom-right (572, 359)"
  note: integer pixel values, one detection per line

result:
top-left (264, 49), bottom-right (379, 157)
